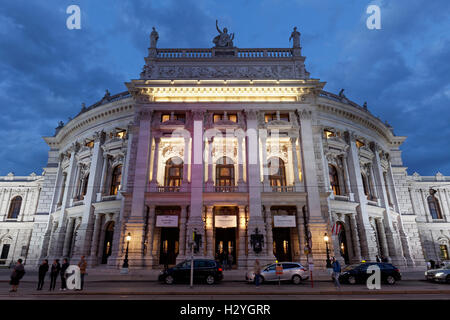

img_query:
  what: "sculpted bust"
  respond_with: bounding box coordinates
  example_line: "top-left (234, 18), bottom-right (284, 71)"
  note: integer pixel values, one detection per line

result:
top-left (213, 20), bottom-right (234, 47)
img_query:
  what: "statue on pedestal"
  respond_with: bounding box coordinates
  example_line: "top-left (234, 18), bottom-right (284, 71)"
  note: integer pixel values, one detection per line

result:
top-left (150, 27), bottom-right (159, 48)
top-left (213, 20), bottom-right (234, 48)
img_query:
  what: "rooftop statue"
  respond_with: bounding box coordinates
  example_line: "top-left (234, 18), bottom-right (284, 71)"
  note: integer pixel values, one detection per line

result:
top-left (289, 27), bottom-right (301, 48)
top-left (213, 20), bottom-right (234, 48)
top-left (150, 27), bottom-right (159, 48)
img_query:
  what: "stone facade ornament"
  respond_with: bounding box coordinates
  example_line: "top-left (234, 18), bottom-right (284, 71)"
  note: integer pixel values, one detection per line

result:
top-left (150, 27), bottom-right (159, 48)
top-left (289, 27), bottom-right (301, 48)
top-left (213, 20), bottom-right (234, 48)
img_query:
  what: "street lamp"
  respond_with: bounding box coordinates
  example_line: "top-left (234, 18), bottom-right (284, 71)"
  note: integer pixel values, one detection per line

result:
top-left (121, 233), bottom-right (131, 274)
top-left (324, 233), bottom-right (332, 269)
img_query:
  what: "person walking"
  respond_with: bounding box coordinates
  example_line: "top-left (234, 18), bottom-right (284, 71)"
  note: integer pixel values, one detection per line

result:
top-left (78, 256), bottom-right (87, 290)
top-left (254, 259), bottom-right (261, 287)
top-left (222, 252), bottom-right (228, 271)
top-left (9, 259), bottom-right (25, 292)
top-left (37, 259), bottom-right (49, 290)
top-left (331, 257), bottom-right (341, 289)
top-left (60, 258), bottom-right (69, 291)
top-left (49, 259), bottom-right (61, 291)
top-left (227, 252), bottom-right (233, 270)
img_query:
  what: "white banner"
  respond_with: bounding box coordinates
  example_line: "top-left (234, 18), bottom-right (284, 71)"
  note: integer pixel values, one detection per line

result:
top-left (215, 215), bottom-right (237, 228)
top-left (156, 215), bottom-right (179, 227)
top-left (273, 215), bottom-right (296, 227)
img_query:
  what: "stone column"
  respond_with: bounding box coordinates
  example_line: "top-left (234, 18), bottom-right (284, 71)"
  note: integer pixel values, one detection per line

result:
top-left (205, 206), bottom-right (214, 259)
top-left (182, 137), bottom-right (190, 191)
top-left (437, 189), bottom-right (449, 220)
top-left (345, 131), bottom-right (377, 261)
top-left (290, 136), bottom-right (301, 190)
top-left (349, 214), bottom-right (362, 262)
top-left (368, 164), bottom-right (379, 200)
top-left (295, 205), bottom-right (306, 264)
top-left (420, 189), bottom-right (431, 222)
top-left (238, 205), bottom-right (247, 268)
top-left (186, 111), bottom-right (206, 257)
top-left (376, 218), bottom-right (390, 258)
top-left (237, 135), bottom-right (245, 191)
top-left (62, 218), bottom-right (75, 257)
top-left (75, 131), bottom-right (105, 261)
top-left (89, 214), bottom-right (102, 266)
top-left (97, 153), bottom-right (108, 201)
top-left (72, 163), bottom-right (82, 201)
top-left (177, 205), bottom-right (187, 262)
top-left (206, 137), bottom-right (214, 191)
top-left (342, 155), bottom-right (354, 201)
top-left (260, 131), bottom-right (269, 190)
top-left (145, 205), bottom-right (156, 260)
top-left (263, 205), bottom-right (275, 261)
top-left (150, 136), bottom-right (161, 191)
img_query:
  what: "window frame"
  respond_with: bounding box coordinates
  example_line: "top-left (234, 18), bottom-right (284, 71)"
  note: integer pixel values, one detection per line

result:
top-left (7, 196), bottom-right (22, 219)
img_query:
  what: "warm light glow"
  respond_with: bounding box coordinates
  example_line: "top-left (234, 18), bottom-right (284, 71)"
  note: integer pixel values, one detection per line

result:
top-left (324, 130), bottom-right (335, 139)
top-left (116, 130), bottom-right (126, 139)
top-left (324, 233), bottom-right (329, 242)
top-left (126, 233), bottom-right (131, 242)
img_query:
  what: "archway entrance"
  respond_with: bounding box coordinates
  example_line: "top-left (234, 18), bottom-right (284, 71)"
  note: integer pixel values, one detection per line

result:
top-left (337, 222), bottom-right (349, 264)
top-left (101, 221), bottom-right (114, 264)
top-left (272, 228), bottom-right (292, 262)
top-left (215, 227), bottom-right (236, 267)
top-left (159, 228), bottom-right (179, 266)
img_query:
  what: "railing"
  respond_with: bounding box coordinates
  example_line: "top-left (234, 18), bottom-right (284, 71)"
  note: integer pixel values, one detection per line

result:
top-left (158, 186), bottom-right (181, 192)
top-left (102, 195), bottom-right (117, 201)
top-left (215, 186), bottom-right (238, 193)
top-left (73, 200), bottom-right (84, 207)
top-left (155, 48), bottom-right (293, 59)
top-left (334, 195), bottom-right (350, 201)
top-left (271, 186), bottom-right (294, 192)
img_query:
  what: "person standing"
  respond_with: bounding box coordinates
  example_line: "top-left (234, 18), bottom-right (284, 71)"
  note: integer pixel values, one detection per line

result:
top-left (331, 257), bottom-right (341, 289)
top-left (222, 252), bottom-right (228, 271)
top-left (37, 259), bottom-right (49, 290)
top-left (375, 255), bottom-right (381, 263)
top-left (254, 259), bottom-right (261, 287)
top-left (60, 258), bottom-right (69, 291)
top-left (49, 259), bottom-right (61, 291)
top-left (78, 256), bottom-right (87, 290)
top-left (9, 259), bottom-right (25, 292)
top-left (227, 252), bottom-right (233, 270)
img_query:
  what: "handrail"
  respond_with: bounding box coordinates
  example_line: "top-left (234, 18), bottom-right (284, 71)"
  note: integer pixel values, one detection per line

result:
top-left (156, 48), bottom-right (293, 59)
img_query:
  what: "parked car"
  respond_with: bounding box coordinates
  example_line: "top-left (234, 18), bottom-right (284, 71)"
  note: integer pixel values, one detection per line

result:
top-left (338, 262), bottom-right (401, 285)
top-left (425, 265), bottom-right (450, 283)
top-left (246, 262), bottom-right (309, 284)
top-left (158, 259), bottom-right (223, 285)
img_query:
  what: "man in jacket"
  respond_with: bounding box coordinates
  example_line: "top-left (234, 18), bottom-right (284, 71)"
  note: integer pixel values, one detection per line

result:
top-left (37, 259), bottom-right (49, 290)
top-left (49, 259), bottom-right (61, 291)
top-left (60, 258), bottom-right (70, 290)
top-left (78, 256), bottom-right (87, 290)
top-left (331, 257), bottom-right (341, 288)
top-left (9, 259), bottom-right (25, 292)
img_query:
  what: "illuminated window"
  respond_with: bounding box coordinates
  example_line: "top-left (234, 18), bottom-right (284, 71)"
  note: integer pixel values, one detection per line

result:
top-left (213, 113), bottom-right (237, 123)
top-left (356, 140), bottom-right (365, 148)
top-left (161, 114), bottom-right (170, 122)
top-left (440, 245), bottom-right (449, 260)
top-left (268, 157), bottom-right (286, 187)
top-left (7, 196), bottom-right (22, 219)
top-left (216, 157), bottom-right (234, 187)
top-left (116, 130), bottom-right (126, 139)
top-left (328, 164), bottom-right (341, 195)
top-left (324, 130), bottom-right (335, 139)
top-left (279, 113), bottom-right (289, 121)
top-left (164, 157), bottom-right (183, 187)
top-left (85, 140), bottom-right (94, 148)
top-left (228, 114), bottom-right (237, 122)
top-left (428, 192), bottom-right (443, 219)
top-left (110, 165), bottom-right (122, 195)
top-left (265, 113), bottom-right (276, 122)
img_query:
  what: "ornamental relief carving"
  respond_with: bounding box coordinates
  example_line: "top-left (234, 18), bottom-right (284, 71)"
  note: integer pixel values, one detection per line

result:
top-left (161, 143), bottom-right (184, 161)
top-left (266, 143), bottom-right (289, 162)
top-left (145, 64), bottom-right (302, 80)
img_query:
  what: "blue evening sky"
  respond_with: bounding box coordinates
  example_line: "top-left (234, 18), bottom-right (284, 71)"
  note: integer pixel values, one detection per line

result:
top-left (0, 0), bottom-right (449, 176)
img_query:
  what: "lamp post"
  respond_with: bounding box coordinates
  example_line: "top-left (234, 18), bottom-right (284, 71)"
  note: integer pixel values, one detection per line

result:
top-left (121, 233), bottom-right (131, 274)
top-left (324, 233), bottom-right (332, 269)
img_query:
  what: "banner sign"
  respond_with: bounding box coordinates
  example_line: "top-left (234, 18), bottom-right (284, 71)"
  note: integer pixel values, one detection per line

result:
top-left (273, 215), bottom-right (296, 227)
top-left (215, 215), bottom-right (237, 228)
top-left (156, 215), bottom-right (179, 227)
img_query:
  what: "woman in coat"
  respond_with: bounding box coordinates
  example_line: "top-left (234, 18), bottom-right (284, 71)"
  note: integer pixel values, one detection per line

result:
top-left (9, 259), bottom-right (25, 292)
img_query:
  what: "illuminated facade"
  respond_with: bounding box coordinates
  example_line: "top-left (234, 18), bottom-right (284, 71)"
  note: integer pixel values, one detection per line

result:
top-left (1, 28), bottom-right (449, 269)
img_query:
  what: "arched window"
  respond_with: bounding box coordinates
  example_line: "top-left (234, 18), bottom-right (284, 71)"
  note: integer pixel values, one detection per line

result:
top-left (164, 158), bottom-right (183, 188)
top-left (216, 157), bottom-right (234, 187)
top-left (268, 157), bottom-right (287, 187)
top-left (329, 164), bottom-right (341, 196)
top-left (7, 196), bottom-right (22, 219)
top-left (428, 193), bottom-right (443, 219)
top-left (110, 165), bottom-right (122, 195)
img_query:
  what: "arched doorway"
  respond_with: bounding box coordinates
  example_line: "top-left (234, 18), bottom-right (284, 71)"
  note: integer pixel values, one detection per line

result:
top-left (337, 222), bottom-right (349, 264)
top-left (101, 221), bottom-right (115, 264)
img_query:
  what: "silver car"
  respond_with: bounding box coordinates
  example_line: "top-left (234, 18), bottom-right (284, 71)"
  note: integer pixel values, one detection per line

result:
top-left (425, 265), bottom-right (450, 283)
top-left (246, 262), bottom-right (309, 284)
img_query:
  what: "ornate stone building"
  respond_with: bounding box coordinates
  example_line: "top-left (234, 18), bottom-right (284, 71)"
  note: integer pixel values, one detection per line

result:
top-left (1, 26), bottom-right (449, 269)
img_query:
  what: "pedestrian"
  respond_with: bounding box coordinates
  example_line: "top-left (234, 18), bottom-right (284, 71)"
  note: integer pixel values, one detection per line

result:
top-left (60, 258), bottom-right (69, 290)
top-left (49, 259), bottom-right (61, 291)
top-left (227, 252), bottom-right (233, 270)
top-left (331, 257), bottom-right (341, 289)
top-left (254, 259), bottom-right (261, 287)
top-left (78, 255), bottom-right (87, 290)
top-left (430, 259), bottom-right (435, 269)
top-left (376, 255), bottom-right (380, 263)
top-left (426, 260), bottom-right (431, 270)
top-left (9, 259), bottom-right (25, 292)
top-left (381, 256), bottom-right (388, 263)
top-left (37, 259), bottom-right (49, 290)
top-left (222, 252), bottom-right (228, 271)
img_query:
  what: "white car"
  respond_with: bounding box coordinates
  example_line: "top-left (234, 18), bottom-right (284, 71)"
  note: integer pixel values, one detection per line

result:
top-left (246, 262), bottom-right (309, 285)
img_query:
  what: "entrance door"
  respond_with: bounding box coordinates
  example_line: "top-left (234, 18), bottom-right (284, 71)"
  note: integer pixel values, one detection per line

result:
top-left (272, 228), bottom-right (292, 262)
top-left (338, 223), bottom-right (350, 264)
top-left (159, 228), bottom-right (179, 266)
top-left (101, 222), bottom-right (114, 264)
top-left (215, 227), bottom-right (236, 266)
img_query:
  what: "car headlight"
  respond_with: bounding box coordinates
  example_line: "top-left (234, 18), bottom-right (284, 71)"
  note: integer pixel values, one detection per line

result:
top-left (435, 272), bottom-right (444, 277)
top-left (424, 271), bottom-right (428, 276)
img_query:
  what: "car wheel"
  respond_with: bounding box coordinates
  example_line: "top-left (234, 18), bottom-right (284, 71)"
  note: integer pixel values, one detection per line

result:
top-left (386, 275), bottom-right (396, 285)
top-left (206, 275), bottom-right (215, 285)
top-left (292, 275), bottom-right (302, 285)
top-left (348, 276), bottom-right (356, 285)
top-left (165, 275), bottom-right (174, 285)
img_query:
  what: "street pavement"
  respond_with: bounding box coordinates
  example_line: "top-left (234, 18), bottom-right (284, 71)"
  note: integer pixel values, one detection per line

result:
top-left (0, 267), bottom-right (449, 300)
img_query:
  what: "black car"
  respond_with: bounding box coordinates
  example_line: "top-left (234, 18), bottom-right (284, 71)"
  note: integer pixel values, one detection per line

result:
top-left (338, 262), bottom-right (402, 285)
top-left (158, 259), bottom-right (223, 285)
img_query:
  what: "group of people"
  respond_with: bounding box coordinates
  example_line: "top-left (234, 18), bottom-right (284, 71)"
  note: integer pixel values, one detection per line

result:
top-left (375, 255), bottom-right (389, 263)
top-left (216, 251), bottom-right (234, 270)
top-left (8, 256), bottom-right (88, 293)
top-left (427, 259), bottom-right (446, 269)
